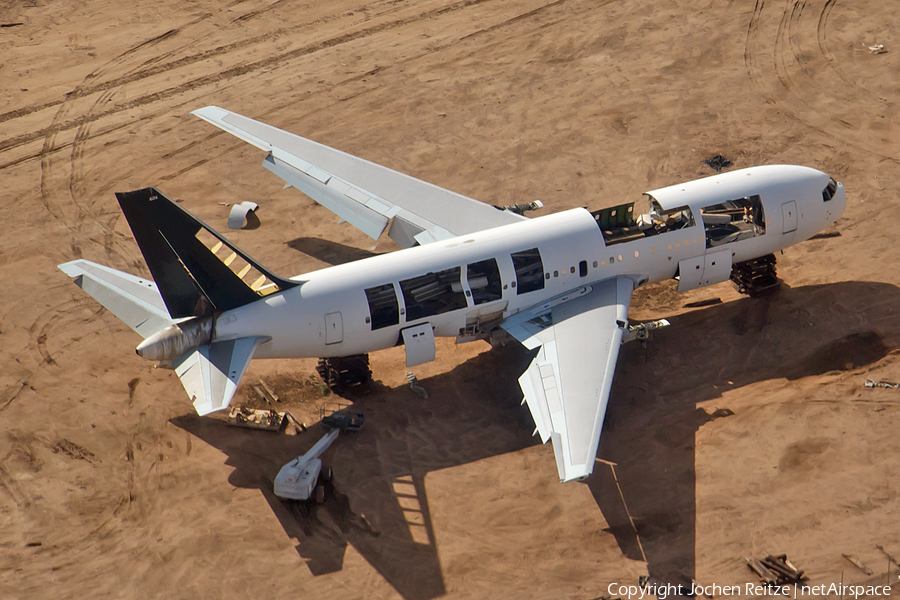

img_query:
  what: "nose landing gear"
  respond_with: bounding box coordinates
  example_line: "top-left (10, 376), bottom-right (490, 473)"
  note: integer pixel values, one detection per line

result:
top-left (731, 253), bottom-right (779, 297)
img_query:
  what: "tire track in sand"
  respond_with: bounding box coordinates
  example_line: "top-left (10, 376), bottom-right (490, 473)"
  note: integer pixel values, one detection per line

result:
top-left (744, 0), bottom-right (899, 163)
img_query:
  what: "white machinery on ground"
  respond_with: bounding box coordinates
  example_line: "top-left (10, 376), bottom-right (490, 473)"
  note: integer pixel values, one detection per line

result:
top-left (274, 428), bottom-right (339, 503)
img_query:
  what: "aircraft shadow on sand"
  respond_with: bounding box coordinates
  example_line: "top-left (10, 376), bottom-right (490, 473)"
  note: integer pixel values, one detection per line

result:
top-left (174, 280), bottom-right (900, 599)
top-left (590, 280), bottom-right (900, 588)
top-left (172, 344), bottom-right (537, 600)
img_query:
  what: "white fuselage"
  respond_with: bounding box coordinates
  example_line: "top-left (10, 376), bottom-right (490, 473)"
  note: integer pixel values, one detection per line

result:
top-left (213, 165), bottom-right (845, 359)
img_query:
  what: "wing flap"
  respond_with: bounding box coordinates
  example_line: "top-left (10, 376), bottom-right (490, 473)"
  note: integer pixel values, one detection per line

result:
top-left (174, 336), bottom-right (266, 416)
top-left (503, 277), bottom-right (634, 482)
top-left (264, 153), bottom-right (389, 240)
top-left (192, 106), bottom-right (526, 246)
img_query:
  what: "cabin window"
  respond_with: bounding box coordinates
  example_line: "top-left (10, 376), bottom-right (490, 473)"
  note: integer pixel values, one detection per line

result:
top-left (510, 248), bottom-right (545, 295)
top-left (579, 261), bottom-right (588, 277)
top-left (400, 267), bottom-right (467, 322)
top-left (466, 258), bottom-right (503, 305)
top-left (365, 284), bottom-right (400, 330)
top-left (700, 194), bottom-right (766, 248)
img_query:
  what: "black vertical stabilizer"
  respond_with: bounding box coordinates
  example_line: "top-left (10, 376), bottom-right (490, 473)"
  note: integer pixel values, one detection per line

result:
top-left (116, 187), bottom-right (298, 319)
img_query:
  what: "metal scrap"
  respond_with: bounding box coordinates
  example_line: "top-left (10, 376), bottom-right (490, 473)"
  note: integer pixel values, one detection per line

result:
top-left (227, 406), bottom-right (286, 431)
top-left (865, 379), bottom-right (899, 389)
top-left (868, 44), bottom-right (888, 54)
top-left (227, 201), bottom-right (260, 229)
top-left (876, 544), bottom-right (900, 567)
top-left (843, 553), bottom-right (874, 575)
top-left (746, 555), bottom-right (808, 587)
top-left (702, 155), bottom-right (732, 172)
top-left (407, 372), bottom-right (428, 399)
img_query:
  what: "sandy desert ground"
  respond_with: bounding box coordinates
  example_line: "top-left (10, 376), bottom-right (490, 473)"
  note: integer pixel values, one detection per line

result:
top-left (1, 0), bottom-right (900, 598)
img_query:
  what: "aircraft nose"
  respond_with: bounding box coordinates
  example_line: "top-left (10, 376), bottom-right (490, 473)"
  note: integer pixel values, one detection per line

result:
top-left (829, 181), bottom-right (847, 223)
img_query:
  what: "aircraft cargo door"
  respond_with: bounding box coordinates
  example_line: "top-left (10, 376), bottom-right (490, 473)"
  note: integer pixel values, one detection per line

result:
top-left (782, 201), bottom-right (797, 234)
top-left (325, 312), bottom-right (343, 345)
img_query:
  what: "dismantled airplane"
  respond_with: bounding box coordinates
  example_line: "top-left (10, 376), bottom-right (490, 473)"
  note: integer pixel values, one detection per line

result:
top-left (59, 107), bottom-right (846, 482)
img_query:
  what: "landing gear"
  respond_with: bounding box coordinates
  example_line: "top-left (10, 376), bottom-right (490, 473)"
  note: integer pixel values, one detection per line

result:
top-left (731, 253), bottom-right (779, 297)
top-left (316, 354), bottom-right (372, 394)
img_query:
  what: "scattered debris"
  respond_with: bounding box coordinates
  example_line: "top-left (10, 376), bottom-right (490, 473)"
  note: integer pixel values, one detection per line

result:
top-left (283, 410), bottom-right (306, 434)
top-left (698, 407), bottom-right (735, 423)
top-left (808, 230), bottom-right (842, 240)
top-left (25, 541), bottom-right (41, 547)
top-left (869, 44), bottom-right (888, 54)
top-left (843, 553), bottom-right (874, 575)
top-left (746, 555), bottom-right (808, 587)
top-left (0, 22), bottom-right (24, 28)
top-left (51, 439), bottom-right (96, 462)
top-left (226, 406), bottom-right (286, 431)
top-left (865, 379), bottom-right (899, 389)
top-left (260, 380), bottom-right (281, 402)
top-left (407, 372), bottom-right (428, 399)
top-left (683, 297), bottom-right (722, 308)
top-left (497, 200), bottom-right (544, 215)
top-left (623, 319), bottom-right (670, 344)
top-left (876, 544), bottom-right (899, 567)
top-left (320, 403), bottom-right (365, 431)
top-left (702, 155), bottom-right (732, 172)
top-left (227, 201), bottom-right (260, 229)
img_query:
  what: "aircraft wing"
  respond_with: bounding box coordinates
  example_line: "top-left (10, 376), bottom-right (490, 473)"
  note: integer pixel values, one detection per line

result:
top-left (191, 106), bottom-right (526, 247)
top-left (501, 276), bottom-right (634, 482)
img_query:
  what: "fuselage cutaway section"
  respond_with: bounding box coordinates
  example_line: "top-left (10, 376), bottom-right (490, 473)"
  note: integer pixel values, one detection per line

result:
top-left (212, 165), bottom-right (845, 361)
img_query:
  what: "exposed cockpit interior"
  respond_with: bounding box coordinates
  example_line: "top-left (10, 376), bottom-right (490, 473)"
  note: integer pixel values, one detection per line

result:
top-left (699, 195), bottom-right (766, 248)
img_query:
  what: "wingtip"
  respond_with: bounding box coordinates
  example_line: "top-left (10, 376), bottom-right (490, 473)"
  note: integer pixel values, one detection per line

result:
top-left (190, 105), bottom-right (228, 121)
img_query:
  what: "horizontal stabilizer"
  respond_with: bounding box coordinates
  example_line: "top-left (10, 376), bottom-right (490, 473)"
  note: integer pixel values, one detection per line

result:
top-left (58, 260), bottom-right (173, 338)
top-left (174, 336), bottom-right (267, 415)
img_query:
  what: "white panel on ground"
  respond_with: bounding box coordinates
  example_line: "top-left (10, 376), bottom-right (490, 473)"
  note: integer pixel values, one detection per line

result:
top-left (402, 323), bottom-right (436, 367)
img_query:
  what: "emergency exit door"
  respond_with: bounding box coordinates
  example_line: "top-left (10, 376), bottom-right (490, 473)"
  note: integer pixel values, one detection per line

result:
top-left (782, 201), bottom-right (797, 234)
top-left (325, 312), bottom-right (343, 345)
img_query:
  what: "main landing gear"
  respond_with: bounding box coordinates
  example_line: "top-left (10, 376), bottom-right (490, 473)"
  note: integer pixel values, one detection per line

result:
top-left (316, 354), bottom-right (372, 394)
top-left (731, 253), bottom-right (780, 297)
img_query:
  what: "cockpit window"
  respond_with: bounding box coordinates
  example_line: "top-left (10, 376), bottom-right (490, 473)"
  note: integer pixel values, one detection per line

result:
top-left (823, 178), bottom-right (838, 202)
